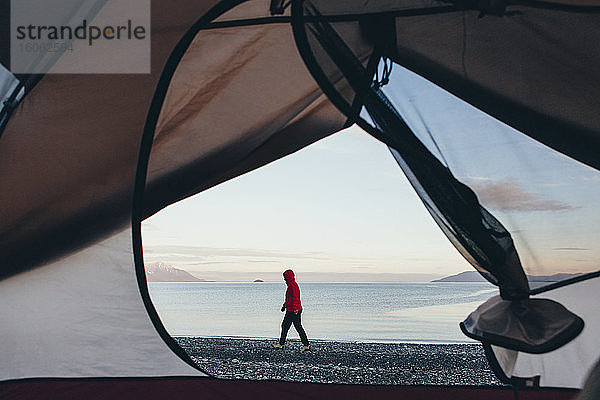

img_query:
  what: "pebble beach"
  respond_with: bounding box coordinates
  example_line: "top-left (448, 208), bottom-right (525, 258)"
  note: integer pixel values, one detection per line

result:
top-left (175, 337), bottom-right (503, 386)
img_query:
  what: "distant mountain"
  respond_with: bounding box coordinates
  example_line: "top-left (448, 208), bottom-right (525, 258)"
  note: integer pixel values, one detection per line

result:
top-left (145, 262), bottom-right (211, 282)
top-left (433, 271), bottom-right (487, 282)
top-left (253, 279), bottom-right (264, 283)
top-left (434, 271), bottom-right (583, 283)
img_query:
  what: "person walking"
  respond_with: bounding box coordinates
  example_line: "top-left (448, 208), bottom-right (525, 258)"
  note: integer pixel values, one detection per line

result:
top-left (273, 269), bottom-right (310, 351)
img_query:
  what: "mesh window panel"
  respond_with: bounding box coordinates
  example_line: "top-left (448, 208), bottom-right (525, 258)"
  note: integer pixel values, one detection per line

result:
top-left (380, 65), bottom-right (600, 291)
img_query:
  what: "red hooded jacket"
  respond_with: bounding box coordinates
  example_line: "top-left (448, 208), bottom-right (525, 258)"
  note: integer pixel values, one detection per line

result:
top-left (283, 269), bottom-right (302, 312)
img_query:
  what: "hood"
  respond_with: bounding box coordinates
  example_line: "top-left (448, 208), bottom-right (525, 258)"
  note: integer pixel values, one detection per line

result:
top-left (283, 269), bottom-right (295, 283)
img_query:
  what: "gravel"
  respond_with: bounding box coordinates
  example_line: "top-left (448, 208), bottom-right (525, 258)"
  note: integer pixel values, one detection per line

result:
top-left (175, 337), bottom-right (503, 386)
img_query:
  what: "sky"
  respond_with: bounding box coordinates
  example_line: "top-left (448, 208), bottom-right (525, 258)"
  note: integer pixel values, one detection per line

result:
top-left (142, 125), bottom-right (472, 281)
top-left (142, 65), bottom-right (600, 282)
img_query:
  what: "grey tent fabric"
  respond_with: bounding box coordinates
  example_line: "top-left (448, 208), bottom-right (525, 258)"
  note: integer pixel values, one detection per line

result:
top-left (486, 276), bottom-right (600, 388)
top-left (0, 0), bottom-right (215, 278)
top-left (0, 228), bottom-right (203, 380)
top-left (460, 296), bottom-right (584, 353)
top-left (577, 359), bottom-right (600, 400)
top-left (0, 0), bottom-right (347, 279)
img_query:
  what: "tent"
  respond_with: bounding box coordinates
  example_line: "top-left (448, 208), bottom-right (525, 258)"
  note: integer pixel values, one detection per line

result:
top-left (1, 0), bottom-right (598, 398)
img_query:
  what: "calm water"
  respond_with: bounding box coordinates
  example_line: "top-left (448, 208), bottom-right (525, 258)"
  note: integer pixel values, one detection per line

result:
top-left (148, 282), bottom-right (497, 343)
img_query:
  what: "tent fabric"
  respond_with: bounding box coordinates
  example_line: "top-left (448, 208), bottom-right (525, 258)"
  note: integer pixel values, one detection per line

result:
top-left (143, 11), bottom-right (348, 218)
top-left (487, 276), bottom-right (600, 388)
top-left (0, 0), bottom-right (348, 279)
top-left (0, 228), bottom-right (203, 381)
top-left (0, 379), bottom-right (580, 400)
top-left (577, 359), bottom-right (600, 400)
top-left (460, 296), bottom-right (584, 354)
top-left (0, 0), bottom-right (214, 278)
top-left (1, 0), bottom-right (598, 394)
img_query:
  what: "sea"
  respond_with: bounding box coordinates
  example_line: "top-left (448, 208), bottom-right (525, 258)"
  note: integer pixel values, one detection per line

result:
top-left (148, 282), bottom-right (497, 344)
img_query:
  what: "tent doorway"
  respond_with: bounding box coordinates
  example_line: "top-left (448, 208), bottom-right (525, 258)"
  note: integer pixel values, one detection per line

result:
top-left (141, 126), bottom-right (501, 385)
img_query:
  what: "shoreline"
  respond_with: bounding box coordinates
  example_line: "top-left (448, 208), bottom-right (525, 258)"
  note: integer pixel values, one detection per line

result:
top-left (175, 335), bottom-right (476, 345)
top-left (175, 337), bottom-right (503, 386)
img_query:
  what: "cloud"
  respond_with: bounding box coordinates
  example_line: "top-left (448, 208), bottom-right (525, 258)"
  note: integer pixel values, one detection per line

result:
top-left (144, 244), bottom-right (332, 261)
top-left (468, 179), bottom-right (575, 211)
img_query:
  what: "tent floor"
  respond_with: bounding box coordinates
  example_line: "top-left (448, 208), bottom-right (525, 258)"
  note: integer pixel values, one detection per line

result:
top-left (0, 377), bottom-right (578, 399)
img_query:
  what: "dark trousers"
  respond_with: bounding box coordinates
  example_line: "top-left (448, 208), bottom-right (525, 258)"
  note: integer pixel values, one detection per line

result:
top-left (279, 310), bottom-right (309, 346)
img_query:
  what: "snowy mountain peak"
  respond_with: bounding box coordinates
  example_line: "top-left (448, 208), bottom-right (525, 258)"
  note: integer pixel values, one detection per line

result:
top-left (145, 262), bottom-right (207, 282)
